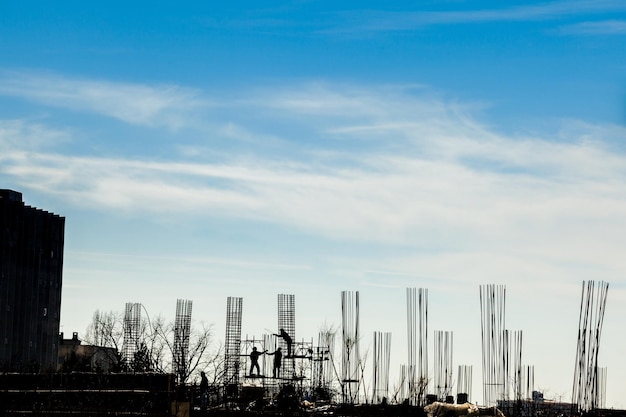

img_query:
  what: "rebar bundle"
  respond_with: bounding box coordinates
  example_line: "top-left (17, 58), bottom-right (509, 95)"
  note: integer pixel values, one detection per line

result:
top-left (504, 330), bottom-right (523, 401)
top-left (406, 288), bottom-right (428, 405)
top-left (224, 296), bottom-right (243, 392)
top-left (523, 365), bottom-right (534, 401)
top-left (372, 331), bottom-right (391, 404)
top-left (434, 330), bottom-right (453, 400)
top-left (457, 365), bottom-right (472, 403)
top-left (398, 364), bottom-right (408, 403)
top-left (479, 284), bottom-right (506, 406)
top-left (173, 299), bottom-right (192, 383)
top-left (122, 302), bottom-right (141, 369)
top-left (597, 367), bottom-right (607, 409)
top-left (572, 280), bottom-right (609, 412)
top-left (277, 294), bottom-right (296, 379)
top-left (341, 290), bottom-right (360, 403)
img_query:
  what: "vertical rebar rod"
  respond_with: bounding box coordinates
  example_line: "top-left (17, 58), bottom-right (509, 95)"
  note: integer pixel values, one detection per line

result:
top-left (512, 331), bottom-right (523, 402)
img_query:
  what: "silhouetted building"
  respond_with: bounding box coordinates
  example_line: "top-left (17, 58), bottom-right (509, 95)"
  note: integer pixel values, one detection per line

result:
top-left (58, 332), bottom-right (119, 373)
top-left (0, 189), bottom-right (65, 371)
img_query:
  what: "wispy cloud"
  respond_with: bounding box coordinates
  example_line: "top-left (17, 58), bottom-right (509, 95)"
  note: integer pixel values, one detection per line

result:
top-left (68, 250), bottom-right (311, 272)
top-left (0, 119), bottom-right (72, 149)
top-left (557, 19), bottom-right (626, 35)
top-left (2, 82), bottom-right (626, 263)
top-left (0, 71), bottom-right (207, 129)
top-left (325, 0), bottom-right (626, 33)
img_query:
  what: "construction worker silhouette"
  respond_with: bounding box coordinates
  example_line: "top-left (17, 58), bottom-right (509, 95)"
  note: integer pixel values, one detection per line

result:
top-left (267, 347), bottom-right (283, 378)
top-left (249, 346), bottom-right (266, 376)
top-left (274, 328), bottom-right (292, 357)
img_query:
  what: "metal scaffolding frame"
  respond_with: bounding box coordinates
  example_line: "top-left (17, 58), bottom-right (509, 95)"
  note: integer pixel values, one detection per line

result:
top-left (234, 293), bottom-right (314, 401)
top-left (241, 336), bottom-right (268, 379)
top-left (312, 329), bottom-right (336, 397)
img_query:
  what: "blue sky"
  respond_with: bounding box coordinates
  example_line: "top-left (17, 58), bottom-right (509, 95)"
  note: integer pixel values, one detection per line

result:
top-left (1, 0), bottom-right (626, 408)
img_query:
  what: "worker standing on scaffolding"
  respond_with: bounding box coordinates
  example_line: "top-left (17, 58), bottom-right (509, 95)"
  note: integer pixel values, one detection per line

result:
top-left (274, 328), bottom-right (292, 357)
top-left (267, 347), bottom-right (283, 378)
top-left (249, 346), bottom-right (266, 376)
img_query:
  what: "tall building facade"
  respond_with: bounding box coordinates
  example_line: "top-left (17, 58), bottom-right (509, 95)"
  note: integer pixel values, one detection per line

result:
top-left (0, 189), bottom-right (65, 371)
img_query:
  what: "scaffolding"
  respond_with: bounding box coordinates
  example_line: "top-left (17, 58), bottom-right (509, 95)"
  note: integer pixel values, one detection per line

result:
top-left (224, 296), bottom-right (243, 400)
top-left (312, 329), bottom-right (336, 401)
top-left (241, 336), bottom-right (268, 379)
top-left (237, 292), bottom-right (315, 403)
top-left (173, 299), bottom-right (192, 384)
top-left (262, 333), bottom-right (288, 399)
top-left (407, 287), bottom-right (428, 405)
top-left (122, 302), bottom-right (141, 370)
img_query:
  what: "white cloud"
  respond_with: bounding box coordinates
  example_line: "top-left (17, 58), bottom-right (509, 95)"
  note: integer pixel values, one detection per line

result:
top-left (214, 0), bottom-right (626, 35)
top-left (558, 19), bottom-right (626, 35)
top-left (0, 71), bottom-right (206, 129)
top-left (324, 0), bottom-right (626, 33)
top-left (2, 83), bottom-right (626, 262)
top-left (0, 119), bottom-right (71, 150)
